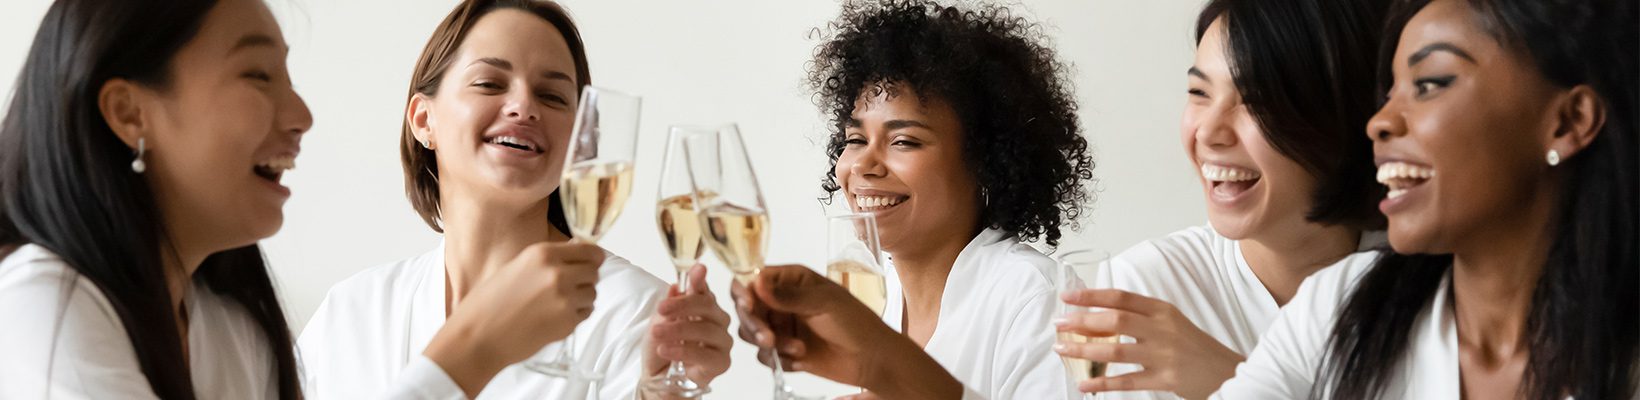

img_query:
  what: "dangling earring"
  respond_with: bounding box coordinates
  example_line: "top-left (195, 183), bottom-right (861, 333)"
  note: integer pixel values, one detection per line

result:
top-left (980, 187), bottom-right (990, 206)
top-left (131, 137), bottom-right (147, 173)
top-left (1546, 149), bottom-right (1561, 166)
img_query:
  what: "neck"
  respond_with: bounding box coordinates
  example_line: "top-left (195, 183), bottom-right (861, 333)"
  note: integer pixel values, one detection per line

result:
top-left (1239, 220), bottom-right (1361, 306)
top-left (159, 238), bottom-right (204, 321)
top-left (891, 225), bottom-right (981, 324)
top-left (439, 190), bottom-right (566, 313)
top-left (1451, 186), bottom-right (1557, 364)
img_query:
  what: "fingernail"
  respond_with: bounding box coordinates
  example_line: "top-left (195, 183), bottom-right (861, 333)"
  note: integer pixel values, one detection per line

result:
top-left (756, 332), bottom-right (771, 344)
top-left (1053, 342), bottom-right (1067, 353)
top-left (1051, 317), bottom-right (1069, 326)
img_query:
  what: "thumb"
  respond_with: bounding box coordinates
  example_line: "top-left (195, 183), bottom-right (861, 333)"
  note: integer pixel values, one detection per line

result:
top-left (752, 265), bottom-right (837, 315)
top-left (685, 263), bottom-right (709, 295)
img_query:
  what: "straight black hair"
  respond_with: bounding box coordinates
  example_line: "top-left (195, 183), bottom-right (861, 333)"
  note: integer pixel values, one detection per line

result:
top-left (1318, 0), bottom-right (1639, 399)
top-left (0, 0), bottom-right (301, 398)
top-left (1194, 0), bottom-right (1389, 231)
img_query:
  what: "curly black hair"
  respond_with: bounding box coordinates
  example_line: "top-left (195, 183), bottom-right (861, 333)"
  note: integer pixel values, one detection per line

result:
top-left (807, 0), bottom-right (1093, 247)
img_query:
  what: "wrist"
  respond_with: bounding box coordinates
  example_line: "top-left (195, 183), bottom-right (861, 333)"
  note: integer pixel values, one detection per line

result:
top-left (424, 319), bottom-right (507, 397)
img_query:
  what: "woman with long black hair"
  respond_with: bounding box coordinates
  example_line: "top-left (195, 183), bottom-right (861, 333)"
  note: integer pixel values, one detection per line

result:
top-left (1214, 0), bottom-right (1637, 398)
top-left (0, 0), bottom-right (312, 398)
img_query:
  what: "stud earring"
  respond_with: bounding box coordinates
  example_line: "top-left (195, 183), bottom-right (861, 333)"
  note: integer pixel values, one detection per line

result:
top-left (131, 137), bottom-right (147, 173)
top-left (1547, 149), bottom-right (1561, 166)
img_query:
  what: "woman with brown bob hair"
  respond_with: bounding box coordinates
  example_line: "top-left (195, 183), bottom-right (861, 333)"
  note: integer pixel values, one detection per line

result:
top-left (297, 1), bottom-right (732, 398)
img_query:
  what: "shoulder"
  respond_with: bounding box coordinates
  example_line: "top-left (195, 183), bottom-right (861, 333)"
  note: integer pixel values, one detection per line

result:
top-left (0, 244), bottom-right (121, 327)
top-left (970, 234), bottom-right (1061, 296)
top-left (1299, 249), bottom-right (1384, 301)
top-left (316, 251), bottom-right (434, 313)
top-left (0, 245), bottom-right (151, 398)
top-left (1111, 225), bottom-right (1227, 271)
top-left (1107, 225), bottom-right (1232, 295)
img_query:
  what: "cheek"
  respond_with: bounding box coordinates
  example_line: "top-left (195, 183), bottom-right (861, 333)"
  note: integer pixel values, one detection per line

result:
top-left (432, 94), bottom-right (500, 147)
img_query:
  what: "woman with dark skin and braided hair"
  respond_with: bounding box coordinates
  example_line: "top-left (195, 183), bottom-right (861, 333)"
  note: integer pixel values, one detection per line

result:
top-left (733, 1), bottom-right (1093, 399)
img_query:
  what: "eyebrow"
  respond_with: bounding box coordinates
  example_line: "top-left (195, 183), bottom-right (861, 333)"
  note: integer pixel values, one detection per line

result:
top-left (229, 34), bottom-right (282, 54)
top-left (1187, 67), bottom-right (1209, 82)
top-left (844, 118), bottom-right (930, 131)
top-left (468, 57), bottom-right (574, 82)
top-left (1408, 42), bottom-right (1477, 66)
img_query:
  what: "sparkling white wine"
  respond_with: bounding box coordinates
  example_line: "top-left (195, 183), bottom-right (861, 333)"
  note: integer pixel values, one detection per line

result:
top-left (1059, 332), bottom-right (1119, 381)
top-left (561, 160), bottom-right (634, 241)
top-left (826, 260), bottom-right (886, 316)
top-left (656, 194), bottom-right (704, 272)
top-left (699, 202), bottom-right (768, 283)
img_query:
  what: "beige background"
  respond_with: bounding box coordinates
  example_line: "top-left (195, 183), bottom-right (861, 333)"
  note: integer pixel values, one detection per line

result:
top-left (0, 0), bottom-right (1207, 397)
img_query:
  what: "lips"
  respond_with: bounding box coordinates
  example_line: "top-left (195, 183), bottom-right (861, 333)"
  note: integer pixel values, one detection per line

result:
top-left (1376, 161), bottom-right (1435, 199)
top-left (1201, 163), bottom-right (1261, 200)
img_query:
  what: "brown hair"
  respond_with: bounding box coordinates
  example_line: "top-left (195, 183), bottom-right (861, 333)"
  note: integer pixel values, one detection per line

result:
top-left (401, 0), bottom-right (591, 232)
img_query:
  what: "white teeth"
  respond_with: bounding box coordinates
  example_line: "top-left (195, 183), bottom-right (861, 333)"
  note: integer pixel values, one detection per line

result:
top-left (1387, 189), bottom-right (1407, 199)
top-left (256, 155), bottom-right (296, 172)
top-left (854, 195), bottom-right (905, 210)
top-left (1200, 164), bottom-right (1261, 182)
top-left (1375, 162), bottom-right (1435, 190)
top-left (489, 136), bottom-right (538, 152)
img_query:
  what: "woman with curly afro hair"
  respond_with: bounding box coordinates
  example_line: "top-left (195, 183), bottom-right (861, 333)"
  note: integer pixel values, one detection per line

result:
top-left (732, 1), bottom-right (1091, 399)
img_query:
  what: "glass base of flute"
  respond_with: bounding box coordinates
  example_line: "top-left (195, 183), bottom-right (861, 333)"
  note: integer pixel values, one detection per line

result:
top-left (736, 273), bottom-right (823, 400)
top-left (641, 266), bottom-right (711, 398)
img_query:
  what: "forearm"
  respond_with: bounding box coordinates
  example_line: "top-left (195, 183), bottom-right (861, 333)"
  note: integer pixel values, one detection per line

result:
top-left (860, 339), bottom-right (965, 400)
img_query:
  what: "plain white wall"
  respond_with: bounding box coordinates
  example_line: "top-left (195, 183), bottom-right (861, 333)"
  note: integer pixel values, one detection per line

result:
top-left (0, 0), bottom-right (1207, 397)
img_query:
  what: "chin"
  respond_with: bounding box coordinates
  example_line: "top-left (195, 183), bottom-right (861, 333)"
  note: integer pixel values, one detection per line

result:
top-left (1206, 213), bottom-right (1256, 240)
top-left (1385, 220), bottom-right (1442, 255)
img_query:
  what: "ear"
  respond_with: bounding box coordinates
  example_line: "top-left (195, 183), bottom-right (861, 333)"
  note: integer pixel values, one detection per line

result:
top-left (407, 93), bottom-right (436, 150)
top-left (1547, 84), bottom-right (1606, 161)
top-left (97, 78), bottom-right (149, 149)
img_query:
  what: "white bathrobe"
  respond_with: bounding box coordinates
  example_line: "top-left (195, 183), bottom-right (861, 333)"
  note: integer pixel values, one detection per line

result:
top-left (881, 228), bottom-right (1080, 400)
top-left (298, 242), bottom-right (666, 399)
top-left (0, 244), bottom-right (284, 399)
top-left (1102, 225), bottom-right (1384, 400)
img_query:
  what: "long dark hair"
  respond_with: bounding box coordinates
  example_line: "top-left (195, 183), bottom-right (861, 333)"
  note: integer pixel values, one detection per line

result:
top-left (0, 0), bottom-right (301, 398)
top-left (401, 0), bottom-right (590, 236)
top-left (1318, 0), bottom-right (1639, 399)
top-left (1193, 0), bottom-right (1389, 231)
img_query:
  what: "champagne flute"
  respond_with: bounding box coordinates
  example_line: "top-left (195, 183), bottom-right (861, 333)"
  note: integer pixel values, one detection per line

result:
top-left (1056, 250), bottom-right (1117, 399)
top-left (641, 126), bottom-right (714, 398)
top-left (680, 125), bottom-right (819, 400)
top-left (825, 213), bottom-right (886, 316)
top-left (525, 85), bottom-right (641, 381)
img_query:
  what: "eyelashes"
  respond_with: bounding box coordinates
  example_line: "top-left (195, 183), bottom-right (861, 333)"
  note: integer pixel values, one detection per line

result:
top-left (1413, 75), bottom-right (1455, 97)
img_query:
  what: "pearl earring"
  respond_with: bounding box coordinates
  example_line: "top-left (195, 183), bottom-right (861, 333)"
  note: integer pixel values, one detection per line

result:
top-left (131, 138), bottom-right (147, 173)
top-left (1547, 149), bottom-right (1561, 166)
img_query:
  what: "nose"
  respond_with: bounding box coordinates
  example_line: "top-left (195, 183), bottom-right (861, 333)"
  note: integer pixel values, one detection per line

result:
top-left (849, 141), bottom-right (888, 179)
top-left (1366, 95), bottom-right (1406, 142)
top-left (281, 87), bottom-right (313, 137)
top-left (503, 89), bottom-right (540, 122)
top-left (1193, 103), bottom-right (1239, 149)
